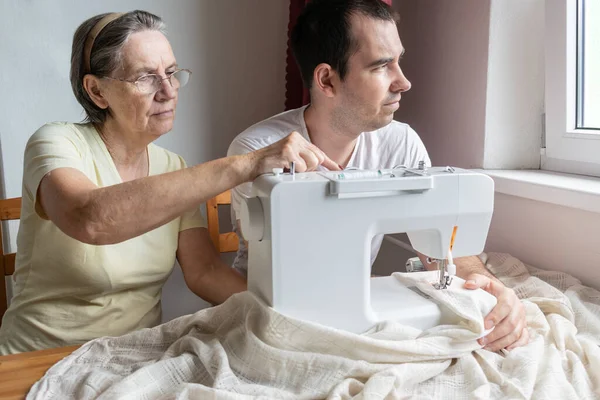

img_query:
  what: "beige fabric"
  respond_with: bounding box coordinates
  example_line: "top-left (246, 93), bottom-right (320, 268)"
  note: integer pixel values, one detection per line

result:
top-left (0, 122), bottom-right (206, 355)
top-left (28, 253), bottom-right (600, 399)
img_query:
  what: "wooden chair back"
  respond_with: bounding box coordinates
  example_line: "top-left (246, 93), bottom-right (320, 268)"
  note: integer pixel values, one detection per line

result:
top-left (206, 190), bottom-right (239, 253)
top-left (0, 197), bottom-right (21, 324)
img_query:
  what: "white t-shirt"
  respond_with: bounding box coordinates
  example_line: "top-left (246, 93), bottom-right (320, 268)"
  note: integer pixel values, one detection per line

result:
top-left (227, 105), bottom-right (431, 275)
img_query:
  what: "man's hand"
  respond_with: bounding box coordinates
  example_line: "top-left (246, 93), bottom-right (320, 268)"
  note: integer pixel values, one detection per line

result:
top-left (464, 274), bottom-right (529, 351)
top-left (247, 131), bottom-right (340, 178)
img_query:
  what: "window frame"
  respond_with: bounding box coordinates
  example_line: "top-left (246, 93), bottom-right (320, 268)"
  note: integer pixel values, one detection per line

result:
top-left (544, 0), bottom-right (600, 177)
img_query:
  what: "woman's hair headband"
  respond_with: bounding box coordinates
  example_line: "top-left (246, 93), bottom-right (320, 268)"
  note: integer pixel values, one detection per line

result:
top-left (83, 12), bottom-right (125, 74)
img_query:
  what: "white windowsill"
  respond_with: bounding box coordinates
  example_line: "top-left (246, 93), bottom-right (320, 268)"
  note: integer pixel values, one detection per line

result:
top-left (474, 169), bottom-right (600, 214)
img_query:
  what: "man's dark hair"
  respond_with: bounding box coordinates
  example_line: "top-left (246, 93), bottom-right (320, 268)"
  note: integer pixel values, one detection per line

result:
top-left (290, 0), bottom-right (396, 89)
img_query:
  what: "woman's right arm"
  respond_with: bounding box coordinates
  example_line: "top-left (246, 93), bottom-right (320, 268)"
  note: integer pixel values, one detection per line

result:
top-left (38, 131), bottom-right (338, 245)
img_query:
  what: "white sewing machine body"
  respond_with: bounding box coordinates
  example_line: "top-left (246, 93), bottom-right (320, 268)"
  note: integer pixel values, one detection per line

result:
top-left (240, 167), bottom-right (495, 333)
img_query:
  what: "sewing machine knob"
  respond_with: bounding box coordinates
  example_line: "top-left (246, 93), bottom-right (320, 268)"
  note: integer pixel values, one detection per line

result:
top-left (272, 168), bottom-right (284, 176)
top-left (240, 197), bottom-right (265, 241)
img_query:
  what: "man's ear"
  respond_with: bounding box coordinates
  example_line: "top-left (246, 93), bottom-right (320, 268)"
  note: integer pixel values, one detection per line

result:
top-left (312, 63), bottom-right (338, 98)
top-left (83, 75), bottom-right (109, 109)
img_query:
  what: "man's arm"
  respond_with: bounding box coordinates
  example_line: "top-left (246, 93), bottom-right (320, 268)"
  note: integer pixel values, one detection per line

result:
top-left (176, 227), bottom-right (247, 305)
top-left (417, 251), bottom-right (528, 351)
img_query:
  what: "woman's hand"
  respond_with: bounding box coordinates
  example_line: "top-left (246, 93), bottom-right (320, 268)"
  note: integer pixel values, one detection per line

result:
top-left (247, 131), bottom-right (340, 178)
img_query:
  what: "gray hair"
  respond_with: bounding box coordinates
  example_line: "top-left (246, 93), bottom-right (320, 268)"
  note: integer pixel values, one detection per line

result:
top-left (70, 10), bottom-right (167, 124)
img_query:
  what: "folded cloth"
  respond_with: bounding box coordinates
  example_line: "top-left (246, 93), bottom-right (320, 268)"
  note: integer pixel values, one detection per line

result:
top-left (28, 253), bottom-right (600, 399)
top-left (392, 271), bottom-right (497, 340)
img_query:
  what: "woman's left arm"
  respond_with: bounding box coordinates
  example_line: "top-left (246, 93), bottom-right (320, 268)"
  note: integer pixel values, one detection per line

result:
top-left (176, 228), bottom-right (247, 305)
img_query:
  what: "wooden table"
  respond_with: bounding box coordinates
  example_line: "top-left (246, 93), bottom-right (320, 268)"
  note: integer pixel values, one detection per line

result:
top-left (0, 345), bottom-right (79, 400)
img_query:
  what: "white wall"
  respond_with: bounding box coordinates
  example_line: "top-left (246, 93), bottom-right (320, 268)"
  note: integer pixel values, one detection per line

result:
top-left (484, 0), bottom-right (544, 169)
top-left (393, 0), bottom-right (544, 170)
top-left (0, 0), bottom-right (289, 321)
top-left (393, 0), bottom-right (491, 169)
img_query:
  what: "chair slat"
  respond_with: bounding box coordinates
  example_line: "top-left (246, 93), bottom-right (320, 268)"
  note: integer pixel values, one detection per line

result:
top-left (215, 191), bottom-right (231, 205)
top-left (219, 232), bottom-right (239, 253)
top-left (206, 191), bottom-right (238, 254)
top-left (4, 254), bottom-right (15, 275)
top-left (0, 198), bottom-right (21, 221)
top-left (0, 197), bottom-right (21, 326)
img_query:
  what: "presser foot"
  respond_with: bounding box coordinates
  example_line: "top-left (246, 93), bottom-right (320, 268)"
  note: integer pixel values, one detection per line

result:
top-left (432, 259), bottom-right (453, 290)
top-left (433, 274), bottom-right (453, 290)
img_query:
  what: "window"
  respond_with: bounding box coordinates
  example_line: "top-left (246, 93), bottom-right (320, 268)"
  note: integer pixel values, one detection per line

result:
top-left (544, 0), bottom-right (600, 177)
top-left (577, 0), bottom-right (600, 129)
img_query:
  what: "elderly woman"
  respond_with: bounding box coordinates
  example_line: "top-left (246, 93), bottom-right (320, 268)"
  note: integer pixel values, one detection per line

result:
top-left (0, 10), bottom-right (337, 355)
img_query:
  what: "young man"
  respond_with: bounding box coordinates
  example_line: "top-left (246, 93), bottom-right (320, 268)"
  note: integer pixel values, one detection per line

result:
top-left (228, 0), bottom-right (528, 352)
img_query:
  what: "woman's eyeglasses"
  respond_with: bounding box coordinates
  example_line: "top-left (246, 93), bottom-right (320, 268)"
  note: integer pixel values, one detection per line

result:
top-left (102, 69), bottom-right (191, 94)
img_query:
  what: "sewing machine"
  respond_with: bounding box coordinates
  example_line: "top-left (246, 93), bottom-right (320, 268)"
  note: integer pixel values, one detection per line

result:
top-left (239, 166), bottom-right (496, 333)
